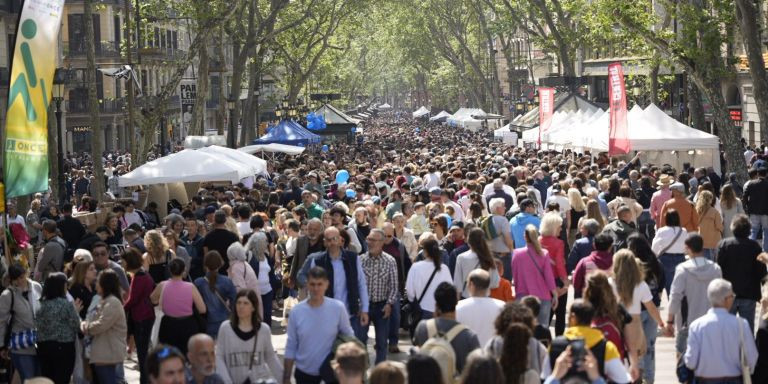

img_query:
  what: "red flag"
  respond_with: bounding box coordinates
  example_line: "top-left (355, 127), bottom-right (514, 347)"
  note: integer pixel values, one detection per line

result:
top-left (608, 63), bottom-right (631, 155)
top-left (538, 87), bottom-right (555, 146)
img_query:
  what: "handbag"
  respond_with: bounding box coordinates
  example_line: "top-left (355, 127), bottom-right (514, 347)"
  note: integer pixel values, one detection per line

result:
top-left (658, 227), bottom-right (684, 256)
top-left (205, 277), bottom-right (232, 315)
top-left (9, 329), bottom-right (37, 351)
top-left (241, 324), bottom-right (260, 384)
top-left (737, 314), bottom-right (752, 384)
top-left (402, 267), bottom-right (439, 342)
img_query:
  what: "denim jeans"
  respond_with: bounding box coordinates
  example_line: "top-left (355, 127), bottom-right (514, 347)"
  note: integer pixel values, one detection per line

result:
top-left (640, 310), bottom-right (657, 384)
top-left (500, 253), bottom-right (513, 280)
top-left (701, 248), bottom-right (715, 262)
top-left (388, 293), bottom-right (401, 347)
top-left (538, 299), bottom-right (552, 328)
top-left (364, 302), bottom-right (391, 364)
top-left (659, 253), bottom-right (686, 299)
top-left (92, 364), bottom-right (118, 384)
top-left (10, 353), bottom-right (39, 382)
top-left (350, 314), bottom-right (367, 342)
top-left (730, 298), bottom-right (756, 332)
top-left (675, 327), bottom-right (689, 355)
top-left (749, 214), bottom-right (768, 251)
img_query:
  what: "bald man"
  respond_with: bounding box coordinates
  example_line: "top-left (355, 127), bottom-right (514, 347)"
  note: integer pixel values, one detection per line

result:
top-left (186, 334), bottom-right (224, 384)
top-left (298, 227), bottom-right (370, 342)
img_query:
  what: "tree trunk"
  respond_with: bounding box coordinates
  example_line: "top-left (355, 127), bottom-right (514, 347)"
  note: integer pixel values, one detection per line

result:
top-left (735, 0), bottom-right (768, 144)
top-left (123, 0), bottom-right (138, 162)
top-left (699, 76), bottom-right (748, 181)
top-left (85, 0), bottom-right (104, 199)
top-left (650, 63), bottom-right (660, 105)
top-left (242, 59), bottom-right (260, 145)
top-left (216, 32), bottom-right (227, 136)
top-left (190, 37), bottom-right (209, 136)
top-left (687, 79), bottom-right (706, 132)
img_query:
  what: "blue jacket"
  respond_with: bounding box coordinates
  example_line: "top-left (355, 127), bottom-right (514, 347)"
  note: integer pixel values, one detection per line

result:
top-left (509, 212), bottom-right (541, 248)
top-left (193, 274), bottom-right (236, 334)
top-left (567, 235), bottom-right (594, 274)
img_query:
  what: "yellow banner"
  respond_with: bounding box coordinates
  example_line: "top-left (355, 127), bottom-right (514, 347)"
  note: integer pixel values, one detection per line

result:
top-left (3, 0), bottom-right (65, 198)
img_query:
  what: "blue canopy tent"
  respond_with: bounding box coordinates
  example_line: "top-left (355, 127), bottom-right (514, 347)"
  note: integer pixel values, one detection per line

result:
top-left (252, 119), bottom-right (322, 146)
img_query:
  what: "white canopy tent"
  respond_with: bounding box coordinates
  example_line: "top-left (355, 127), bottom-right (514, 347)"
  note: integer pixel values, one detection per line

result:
top-left (522, 104), bottom-right (721, 173)
top-left (413, 106), bottom-right (430, 118)
top-left (198, 145), bottom-right (268, 176)
top-left (238, 143), bottom-right (306, 156)
top-left (183, 135), bottom-right (226, 149)
top-left (494, 125), bottom-right (518, 145)
top-left (118, 149), bottom-right (256, 187)
top-left (447, 108), bottom-right (487, 131)
top-left (430, 110), bottom-right (452, 122)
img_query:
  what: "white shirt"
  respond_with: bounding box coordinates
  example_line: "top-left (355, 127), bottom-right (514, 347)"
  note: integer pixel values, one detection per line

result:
top-left (424, 173), bottom-right (441, 189)
top-left (123, 211), bottom-right (142, 228)
top-left (610, 278), bottom-right (653, 315)
top-left (456, 297), bottom-right (505, 345)
top-left (237, 221), bottom-right (252, 237)
top-left (405, 261), bottom-right (453, 313)
top-left (443, 199), bottom-right (464, 222)
top-left (651, 226), bottom-right (688, 255)
top-left (545, 194), bottom-right (570, 219)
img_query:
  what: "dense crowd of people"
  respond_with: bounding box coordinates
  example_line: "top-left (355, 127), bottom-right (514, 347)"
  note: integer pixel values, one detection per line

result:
top-left (1, 116), bottom-right (768, 384)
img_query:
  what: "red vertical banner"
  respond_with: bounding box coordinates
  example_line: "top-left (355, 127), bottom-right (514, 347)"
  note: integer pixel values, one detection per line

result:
top-left (608, 63), bottom-right (631, 155)
top-left (538, 87), bottom-right (555, 146)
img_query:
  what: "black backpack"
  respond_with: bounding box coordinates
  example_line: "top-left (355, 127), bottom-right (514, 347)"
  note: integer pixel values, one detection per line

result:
top-left (549, 336), bottom-right (607, 382)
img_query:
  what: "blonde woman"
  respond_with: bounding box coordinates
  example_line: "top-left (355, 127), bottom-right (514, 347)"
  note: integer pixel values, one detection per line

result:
top-left (695, 190), bottom-right (723, 261)
top-left (511, 225), bottom-right (558, 327)
top-left (719, 184), bottom-right (744, 238)
top-left (539, 213), bottom-right (569, 335)
top-left (567, 188), bottom-right (586, 248)
top-left (143, 229), bottom-right (175, 283)
top-left (611, 249), bottom-right (666, 380)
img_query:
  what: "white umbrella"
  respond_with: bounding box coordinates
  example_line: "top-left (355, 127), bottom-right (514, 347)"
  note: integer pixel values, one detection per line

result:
top-left (198, 145), bottom-right (268, 176)
top-left (118, 149), bottom-right (254, 187)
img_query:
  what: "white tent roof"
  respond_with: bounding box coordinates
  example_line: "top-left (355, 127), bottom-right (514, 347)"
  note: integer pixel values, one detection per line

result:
top-left (183, 135), bottom-right (226, 149)
top-left (118, 149), bottom-right (255, 187)
top-left (378, 103), bottom-right (392, 110)
top-left (198, 145), bottom-right (267, 176)
top-left (429, 110), bottom-right (451, 121)
top-left (238, 143), bottom-right (306, 155)
top-left (413, 106), bottom-right (430, 118)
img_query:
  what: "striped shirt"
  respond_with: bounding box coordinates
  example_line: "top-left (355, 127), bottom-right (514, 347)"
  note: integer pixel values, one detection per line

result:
top-left (360, 251), bottom-right (399, 305)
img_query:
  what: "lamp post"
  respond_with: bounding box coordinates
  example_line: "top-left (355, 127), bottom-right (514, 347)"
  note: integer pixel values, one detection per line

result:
top-left (159, 114), bottom-right (167, 156)
top-left (53, 68), bottom-right (67, 204)
top-left (227, 97), bottom-right (236, 148)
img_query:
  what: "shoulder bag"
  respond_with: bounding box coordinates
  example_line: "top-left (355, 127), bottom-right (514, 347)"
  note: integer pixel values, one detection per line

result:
top-left (241, 323), bottom-right (260, 384)
top-left (401, 267), bottom-right (439, 342)
top-left (658, 227), bottom-right (684, 256)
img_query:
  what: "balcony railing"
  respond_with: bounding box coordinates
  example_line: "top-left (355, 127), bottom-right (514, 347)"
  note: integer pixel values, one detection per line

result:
top-left (65, 41), bottom-right (121, 58)
top-left (66, 99), bottom-right (125, 114)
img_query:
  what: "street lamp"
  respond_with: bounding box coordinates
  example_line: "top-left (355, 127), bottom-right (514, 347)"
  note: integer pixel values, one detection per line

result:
top-left (227, 97), bottom-right (236, 148)
top-left (53, 68), bottom-right (67, 204)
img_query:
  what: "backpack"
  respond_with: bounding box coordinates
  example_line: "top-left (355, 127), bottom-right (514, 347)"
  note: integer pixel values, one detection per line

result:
top-left (420, 319), bottom-right (466, 382)
top-left (549, 335), bottom-right (607, 381)
top-left (592, 316), bottom-right (626, 359)
top-left (480, 216), bottom-right (500, 240)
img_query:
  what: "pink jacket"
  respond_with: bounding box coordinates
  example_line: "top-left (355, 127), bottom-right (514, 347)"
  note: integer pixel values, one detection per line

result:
top-left (511, 245), bottom-right (557, 300)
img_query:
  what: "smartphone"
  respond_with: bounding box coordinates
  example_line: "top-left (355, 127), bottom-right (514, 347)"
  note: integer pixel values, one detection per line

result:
top-left (570, 337), bottom-right (586, 369)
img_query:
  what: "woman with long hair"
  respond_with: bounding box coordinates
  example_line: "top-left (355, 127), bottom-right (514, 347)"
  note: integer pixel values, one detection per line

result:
top-left (193, 251), bottom-right (236, 338)
top-left (467, 201), bottom-right (485, 226)
top-left (459, 350), bottom-right (504, 384)
top-left (612, 250), bottom-right (666, 381)
top-left (163, 229), bottom-right (190, 275)
top-left (511, 225), bottom-right (558, 327)
top-left (122, 248), bottom-right (156, 384)
top-left (454, 228), bottom-right (500, 299)
top-left (720, 184), bottom-right (744, 238)
top-left (36, 272), bottom-right (80, 384)
top-left (104, 212), bottom-right (123, 245)
top-left (499, 324), bottom-right (539, 384)
top-left (583, 272), bottom-right (627, 361)
top-left (694, 190), bottom-right (723, 261)
top-left (143, 229), bottom-right (175, 283)
top-left (82, 270), bottom-right (127, 384)
top-left (583, 199), bottom-right (606, 232)
top-left (215, 289), bottom-right (283, 383)
top-left (627, 234), bottom-right (665, 384)
top-left (431, 214), bottom-right (449, 242)
top-left (151, 258), bottom-right (207, 355)
top-left (651, 209), bottom-right (688, 298)
top-left (567, 188), bottom-right (586, 248)
top-left (539, 213), bottom-right (568, 336)
top-left (405, 238), bottom-right (453, 319)
top-left (485, 302), bottom-right (548, 376)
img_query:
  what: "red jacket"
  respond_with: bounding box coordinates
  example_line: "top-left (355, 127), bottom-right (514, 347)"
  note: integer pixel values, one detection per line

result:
top-left (123, 269), bottom-right (156, 322)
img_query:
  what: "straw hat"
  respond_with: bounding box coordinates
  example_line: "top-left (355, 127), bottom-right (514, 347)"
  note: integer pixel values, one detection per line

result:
top-left (656, 174), bottom-right (672, 186)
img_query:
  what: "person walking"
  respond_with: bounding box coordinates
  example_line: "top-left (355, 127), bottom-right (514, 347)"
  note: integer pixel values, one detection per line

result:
top-left (659, 182), bottom-right (699, 232)
top-left (35, 272), bottom-right (80, 384)
top-left (539, 213), bottom-right (569, 335)
top-left (720, 184), bottom-right (744, 239)
top-left (453, 228), bottom-right (501, 300)
top-left (651, 209), bottom-right (688, 299)
top-left (456, 269), bottom-right (505, 346)
top-left (0, 264), bottom-right (42, 381)
top-left (82, 270), bottom-right (128, 384)
top-left (512, 225), bottom-right (559, 327)
top-left (695, 190), bottom-right (723, 261)
top-left (215, 289), bottom-right (283, 383)
top-left (684, 278), bottom-right (758, 383)
top-left (152, 258), bottom-right (207, 355)
top-left (194, 251), bottom-right (237, 338)
top-left (122, 248), bottom-right (156, 384)
top-left (742, 165), bottom-right (768, 250)
top-left (716, 214), bottom-right (767, 331)
top-left (359, 229), bottom-right (399, 364)
top-left (665, 233), bottom-right (722, 357)
top-left (283, 267), bottom-right (353, 384)
top-left (405, 238), bottom-right (453, 320)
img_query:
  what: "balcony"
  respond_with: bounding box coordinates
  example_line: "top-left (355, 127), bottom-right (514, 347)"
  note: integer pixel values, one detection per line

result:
top-left (64, 41), bottom-right (122, 58)
top-left (66, 99), bottom-right (125, 114)
top-left (137, 47), bottom-right (187, 61)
